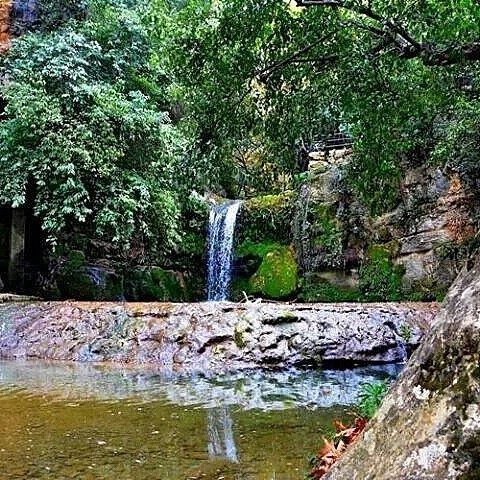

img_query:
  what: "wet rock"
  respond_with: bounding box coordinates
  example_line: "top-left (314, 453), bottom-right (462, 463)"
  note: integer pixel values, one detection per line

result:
top-left (0, 301), bottom-right (437, 374)
top-left (323, 255), bottom-right (480, 480)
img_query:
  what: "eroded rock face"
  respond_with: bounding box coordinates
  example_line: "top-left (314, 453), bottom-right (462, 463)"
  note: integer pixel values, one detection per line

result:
top-left (0, 302), bottom-right (437, 374)
top-left (324, 257), bottom-right (480, 480)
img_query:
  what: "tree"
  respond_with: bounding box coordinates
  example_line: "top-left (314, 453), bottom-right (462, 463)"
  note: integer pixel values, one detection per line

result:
top-left (0, 1), bottom-right (189, 259)
top-left (150, 0), bottom-right (480, 213)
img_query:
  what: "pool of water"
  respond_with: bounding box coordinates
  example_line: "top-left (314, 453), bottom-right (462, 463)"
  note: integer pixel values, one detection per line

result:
top-left (0, 361), bottom-right (401, 480)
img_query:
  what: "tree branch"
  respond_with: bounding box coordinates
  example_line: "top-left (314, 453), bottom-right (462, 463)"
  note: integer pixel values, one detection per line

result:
top-left (296, 0), bottom-right (480, 66)
top-left (255, 32), bottom-right (335, 81)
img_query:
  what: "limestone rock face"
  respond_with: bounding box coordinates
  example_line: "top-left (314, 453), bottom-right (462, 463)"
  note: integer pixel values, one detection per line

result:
top-left (378, 168), bottom-right (477, 291)
top-left (324, 257), bottom-right (480, 480)
top-left (0, 301), bottom-right (437, 374)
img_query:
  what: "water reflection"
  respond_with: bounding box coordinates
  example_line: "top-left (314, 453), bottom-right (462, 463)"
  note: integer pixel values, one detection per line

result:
top-left (0, 360), bottom-right (402, 479)
top-left (0, 360), bottom-right (402, 409)
top-left (207, 407), bottom-right (238, 462)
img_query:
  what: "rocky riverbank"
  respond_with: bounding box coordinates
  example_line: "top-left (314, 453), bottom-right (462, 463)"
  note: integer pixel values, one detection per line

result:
top-left (0, 301), bottom-right (438, 374)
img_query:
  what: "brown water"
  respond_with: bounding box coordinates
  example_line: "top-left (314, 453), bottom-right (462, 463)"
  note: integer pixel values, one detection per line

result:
top-left (0, 361), bottom-right (400, 480)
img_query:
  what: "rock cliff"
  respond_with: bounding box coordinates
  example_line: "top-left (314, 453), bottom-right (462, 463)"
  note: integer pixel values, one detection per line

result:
top-left (324, 256), bottom-right (480, 479)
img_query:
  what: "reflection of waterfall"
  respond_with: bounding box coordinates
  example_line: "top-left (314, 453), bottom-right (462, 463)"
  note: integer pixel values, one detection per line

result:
top-left (207, 407), bottom-right (238, 462)
top-left (207, 201), bottom-right (242, 301)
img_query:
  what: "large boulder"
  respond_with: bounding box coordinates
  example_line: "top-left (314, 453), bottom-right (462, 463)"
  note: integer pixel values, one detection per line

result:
top-left (56, 251), bottom-right (123, 301)
top-left (249, 246), bottom-right (298, 299)
top-left (324, 255), bottom-right (480, 479)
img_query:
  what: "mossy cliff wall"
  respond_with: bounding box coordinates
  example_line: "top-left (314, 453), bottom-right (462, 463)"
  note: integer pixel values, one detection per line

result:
top-left (237, 148), bottom-right (479, 302)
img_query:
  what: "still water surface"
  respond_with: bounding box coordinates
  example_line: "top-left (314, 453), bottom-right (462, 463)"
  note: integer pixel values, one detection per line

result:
top-left (0, 361), bottom-right (400, 480)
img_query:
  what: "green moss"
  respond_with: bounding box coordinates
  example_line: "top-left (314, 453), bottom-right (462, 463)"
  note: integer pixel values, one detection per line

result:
top-left (249, 246), bottom-right (298, 299)
top-left (240, 192), bottom-right (295, 244)
top-left (234, 329), bottom-right (247, 349)
top-left (300, 201), bottom-right (345, 269)
top-left (358, 245), bottom-right (405, 301)
top-left (313, 205), bottom-right (344, 265)
top-left (236, 240), bottom-right (280, 258)
top-left (299, 277), bottom-right (363, 303)
top-left (125, 267), bottom-right (188, 301)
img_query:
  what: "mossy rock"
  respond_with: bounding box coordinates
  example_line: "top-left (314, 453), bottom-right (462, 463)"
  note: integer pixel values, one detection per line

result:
top-left (124, 267), bottom-right (188, 302)
top-left (239, 192), bottom-right (296, 244)
top-left (57, 250), bottom-right (123, 300)
top-left (249, 245), bottom-right (298, 299)
top-left (298, 275), bottom-right (363, 303)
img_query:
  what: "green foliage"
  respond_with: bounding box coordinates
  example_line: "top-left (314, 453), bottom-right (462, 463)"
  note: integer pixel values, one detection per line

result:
top-left (399, 324), bottom-right (413, 343)
top-left (124, 266), bottom-right (188, 301)
top-left (312, 204), bottom-right (344, 267)
top-left (0, 2), bottom-right (196, 259)
top-left (145, 0), bottom-right (480, 213)
top-left (298, 277), bottom-right (361, 303)
top-left (34, 0), bottom-right (90, 32)
top-left (1, 0), bottom-right (479, 283)
top-left (359, 246), bottom-right (406, 301)
top-left (357, 381), bottom-right (389, 420)
top-left (56, 250), bottom-right (123, 300)
top-left (240, 193), bottom-right (295, 244)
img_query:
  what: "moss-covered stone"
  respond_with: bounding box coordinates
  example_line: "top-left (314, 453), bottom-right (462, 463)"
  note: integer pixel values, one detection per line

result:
top-left (239, 192), bottom-right (296, 244)
top-left (124, 267), bottom-right (188, 302)
top-left (249, 245), bottom-right (298, 299)
top-left (56, 250), bottom-right (123, 300)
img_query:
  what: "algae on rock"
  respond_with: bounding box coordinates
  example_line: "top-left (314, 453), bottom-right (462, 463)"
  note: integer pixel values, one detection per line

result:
top-left (248, 245), bottom-right (298, 299)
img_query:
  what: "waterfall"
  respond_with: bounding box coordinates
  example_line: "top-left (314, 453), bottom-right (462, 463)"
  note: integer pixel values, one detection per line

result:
top-left (207, 201), bottom-right (242, 301)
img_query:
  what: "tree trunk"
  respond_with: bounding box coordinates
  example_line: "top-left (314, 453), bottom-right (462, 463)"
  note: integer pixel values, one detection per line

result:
top-left (324, 255), bottom-right (480, 479)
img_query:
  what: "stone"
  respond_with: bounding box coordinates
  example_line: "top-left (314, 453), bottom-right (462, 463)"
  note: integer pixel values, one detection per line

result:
top-left (124, 267), bottom-right (188, 302)
top-left (0, 301), bottom-right (438, 374)
top-left (249, 246), bottom-right (298, 299)
top-left (323, 255), bottom-right (480, 480)
top-left (399, 229), bottom-right (452, 255)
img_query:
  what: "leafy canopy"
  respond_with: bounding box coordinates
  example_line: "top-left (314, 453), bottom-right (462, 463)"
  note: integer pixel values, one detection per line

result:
top-left (0, 1), bottom-right (189, 256)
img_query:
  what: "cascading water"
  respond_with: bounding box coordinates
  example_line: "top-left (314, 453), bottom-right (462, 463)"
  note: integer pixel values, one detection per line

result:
top-left (207, 201), bottom-right (242, 301)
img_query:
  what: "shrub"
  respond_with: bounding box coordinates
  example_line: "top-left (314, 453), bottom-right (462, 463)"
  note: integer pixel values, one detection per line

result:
top-left (359, 245), bottom-right (405, 301)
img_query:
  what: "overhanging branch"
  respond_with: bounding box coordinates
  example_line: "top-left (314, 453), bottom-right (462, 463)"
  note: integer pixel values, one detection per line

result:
top-left (296, 0), bottom-right (480, 66)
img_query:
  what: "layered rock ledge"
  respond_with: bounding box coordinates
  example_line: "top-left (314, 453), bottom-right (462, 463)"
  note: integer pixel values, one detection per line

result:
top-left (0, 301), bottom-right (438, 373)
